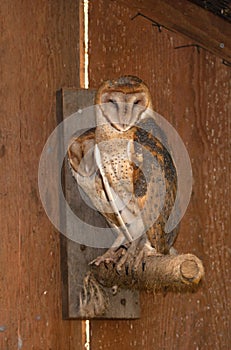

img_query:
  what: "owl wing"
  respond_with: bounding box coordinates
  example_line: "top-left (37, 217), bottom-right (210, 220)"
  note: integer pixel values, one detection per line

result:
top-left (68, 121), bottom-right (179, 253)
top-left (133, 117), bottom-right (179, 254)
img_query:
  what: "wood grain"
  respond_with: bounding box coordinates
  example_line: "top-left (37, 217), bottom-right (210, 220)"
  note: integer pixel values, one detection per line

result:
top-left (89, 1), bottom-right (231, 349)
top-left (1, 0), bottom-right (230, 349)
top-left (0, 1), bottom-right (83, 349)
top-left (59, 88), bottom-right (140, 319)
top-left (116, 0), bottom-right (231, 62)
top-left (92, 253), bottom-right (204, 290)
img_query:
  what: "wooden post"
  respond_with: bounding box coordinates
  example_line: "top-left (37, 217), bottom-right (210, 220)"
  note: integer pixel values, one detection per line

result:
top-left (58, 88), bottom-right (140, 319)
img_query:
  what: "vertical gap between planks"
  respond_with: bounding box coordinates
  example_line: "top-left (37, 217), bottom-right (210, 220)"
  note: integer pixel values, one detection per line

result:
top-left (80, 1), bottom-right (90, 349)
top-left (18, 119), bottom-right (23, 349)
top-left (85, 320), bottom-right (91, 350)
top-left (80, 0), bottom-right (89, 89)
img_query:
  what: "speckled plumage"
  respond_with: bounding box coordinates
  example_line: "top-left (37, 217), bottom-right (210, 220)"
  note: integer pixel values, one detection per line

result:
top-left (68, 76), bottom-right (178, 262)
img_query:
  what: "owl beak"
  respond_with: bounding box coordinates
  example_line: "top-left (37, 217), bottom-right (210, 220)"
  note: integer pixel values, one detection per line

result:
top-left (113, 121), bottom-right (132, 132)
top-left (116, 104), bottom-right (133, 131)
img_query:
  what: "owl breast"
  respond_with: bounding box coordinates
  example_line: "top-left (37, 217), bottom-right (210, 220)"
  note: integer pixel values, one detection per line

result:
top-left (95, 124), bottom-right (135, 204)
top-left (95, 124), bottom-right (143, 219)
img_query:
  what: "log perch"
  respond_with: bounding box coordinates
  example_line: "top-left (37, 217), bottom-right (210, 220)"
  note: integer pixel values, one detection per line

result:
top-left (91, 253), bottom-right (204, 292)
top-left (79, 253), bottom-right (204, 317)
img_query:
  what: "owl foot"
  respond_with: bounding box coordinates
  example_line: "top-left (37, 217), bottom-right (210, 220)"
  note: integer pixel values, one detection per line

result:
top-left (90, 247), bottom-right (126, 267)
top-left (116, 238), bottom-right (162, 274)
top-left (116, 239), bottom-right (141, 274)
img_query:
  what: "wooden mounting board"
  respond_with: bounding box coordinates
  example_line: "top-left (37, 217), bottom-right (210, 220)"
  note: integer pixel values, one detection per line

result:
top-left (57, 88), bottom-right (140, 319)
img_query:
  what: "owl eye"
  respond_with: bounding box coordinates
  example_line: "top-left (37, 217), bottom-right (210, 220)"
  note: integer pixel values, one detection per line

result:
top-left (108, 99), bottom-right (119, 111)
top-left (134, 100), bottom-right (141, 105)
top-left (108, 99), bottom-right (117, 105)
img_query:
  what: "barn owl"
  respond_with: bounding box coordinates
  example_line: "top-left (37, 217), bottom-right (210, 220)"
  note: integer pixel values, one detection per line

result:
top-left (68, 76), bottom-right (178, 270)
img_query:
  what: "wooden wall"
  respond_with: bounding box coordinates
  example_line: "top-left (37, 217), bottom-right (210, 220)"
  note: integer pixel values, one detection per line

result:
top-left (0, 1), bottom-right (84, 349)
top-left (89, 1), bottom-right (230, 349)
top-left (0, 0), bottom-right (230, 349)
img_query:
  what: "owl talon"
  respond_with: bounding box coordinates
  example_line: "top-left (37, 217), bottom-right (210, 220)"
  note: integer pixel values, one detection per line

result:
top-left (131, 266), bottom-right (136, 278)
top-left (119, 244), bottom-right (128, 251)
top-left (115, 269), bottom-right (121, 276)
top-left (116, 245), bottom-right (137, 273)
top-left (89, 247), bottom-right (125, 267)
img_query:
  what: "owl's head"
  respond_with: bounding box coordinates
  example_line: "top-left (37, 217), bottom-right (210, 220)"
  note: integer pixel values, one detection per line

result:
top-left (95, 76), bottom-right (152, 132)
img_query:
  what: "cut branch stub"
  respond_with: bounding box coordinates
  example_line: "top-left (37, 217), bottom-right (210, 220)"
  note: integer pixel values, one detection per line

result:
top-left (180, 259), bottom-right (200, 282)
top-left (91, 253), bottom-right (204, 292)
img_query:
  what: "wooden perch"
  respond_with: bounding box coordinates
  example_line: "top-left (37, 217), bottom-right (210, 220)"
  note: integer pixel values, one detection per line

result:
top-left (91, 253), bottom-right (204, 292)
top-left (79, 252), bottom-right (204, 317)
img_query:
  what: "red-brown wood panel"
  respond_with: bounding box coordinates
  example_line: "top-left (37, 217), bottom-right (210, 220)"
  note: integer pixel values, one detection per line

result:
top-left (0, 1), bottom-right (84, 349)
top-left (89, 1), bottom-right (230, 349)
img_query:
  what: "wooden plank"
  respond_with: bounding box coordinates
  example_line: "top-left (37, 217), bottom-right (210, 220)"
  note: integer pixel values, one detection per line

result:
top-left (116, 0), bottom-right (231, 62)
top-left (59, 88), bottom-right (140, 319)
top-left (89, 1), bottom-right (231, 349)
top-left (0, 0), bottom-right (84, 349)
top-left (0, 3), bottom-right (21, 348)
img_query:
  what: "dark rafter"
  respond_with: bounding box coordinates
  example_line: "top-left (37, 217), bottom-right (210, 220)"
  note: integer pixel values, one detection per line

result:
top-left (188, 0), bottom-right (231, 23)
